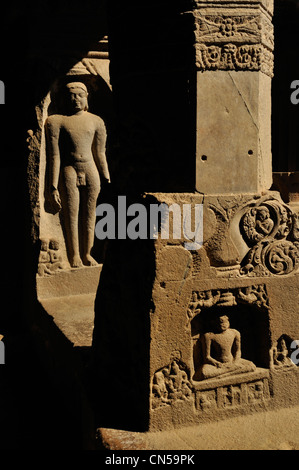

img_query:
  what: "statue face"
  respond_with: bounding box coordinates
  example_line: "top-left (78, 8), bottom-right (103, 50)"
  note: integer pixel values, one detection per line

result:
top-left (49, 239), bottom-right (59, 250)
top-left (257, 208), bottom-right (269, 221)
top-left (216, 315), bottom-right (230, 332)
top-left (40, 239), bottom-right (48, 251)
top-left (67, 87), bottom-right (88, 112)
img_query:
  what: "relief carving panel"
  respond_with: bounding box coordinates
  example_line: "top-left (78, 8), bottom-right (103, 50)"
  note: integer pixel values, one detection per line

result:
top-left (195, 43), bottom-right (273, 76)
top-left (239, 199), bottom-right (299, 276)
top-left (193, 5), bottom-right (273, 76)
top-left (195, 375), bottom-right (270, 411)
top-left (151, 353), bottom-right (194, 410)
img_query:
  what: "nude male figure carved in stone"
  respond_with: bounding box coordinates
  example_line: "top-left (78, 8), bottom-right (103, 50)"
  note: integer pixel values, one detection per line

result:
top-left (45, 82), bottom-right (110, 268)
top-left (199, 313), bottom-right (256, 380)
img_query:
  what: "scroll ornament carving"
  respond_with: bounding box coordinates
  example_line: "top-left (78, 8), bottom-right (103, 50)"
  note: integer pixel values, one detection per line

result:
top-left (240, 200), bottom-right (299, 276)
top-left (195, 43), bottom-right (273, 77)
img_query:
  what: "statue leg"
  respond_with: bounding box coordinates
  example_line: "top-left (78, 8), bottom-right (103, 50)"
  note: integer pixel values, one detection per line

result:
top-left (81, 166), bottom-right (101, 266)
top-left (200, 360), bottom-right (255, 380)
top-left (61, 166), bottom-right (83, 268)
top-left (200, 364), bottom-right (224, 380)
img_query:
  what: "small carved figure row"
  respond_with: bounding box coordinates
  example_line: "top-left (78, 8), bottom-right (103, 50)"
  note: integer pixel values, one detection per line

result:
top-left (195, 377), bottom-right (270, 412)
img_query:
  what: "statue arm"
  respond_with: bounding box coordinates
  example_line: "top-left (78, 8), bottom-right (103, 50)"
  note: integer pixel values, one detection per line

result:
top-left (45, 117), bottom-right (61, 191)
top-left (233, 330), bottom-right (242, 361)
top-left (201, 334), bottom-right (221, 367)
top-left (93, 120), bottom-right (110, 182)
top-left (45, 117), bottom-right (62, 210)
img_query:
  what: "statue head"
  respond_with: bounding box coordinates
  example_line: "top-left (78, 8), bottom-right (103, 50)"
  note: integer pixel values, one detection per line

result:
top-left (211, 313), bottom-right (230, 333)
top-left (256, 206), bottom-right (270, 221)
top-left (40, 239), bottom-right (49, 251)
top-left (65, 82), bottom-right (89, 112)
top-left (217, 314), bottom-right (230, 332)
top-left (49, 239), bottom-right (59, 250)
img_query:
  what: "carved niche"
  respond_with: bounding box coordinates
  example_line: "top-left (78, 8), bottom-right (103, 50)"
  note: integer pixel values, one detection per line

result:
top-left (189, 289), bottom-right (272, 412)
top-left (34, 48), bottom-right (112, 280)
top-left (185, 288), bottom-right (272, 414)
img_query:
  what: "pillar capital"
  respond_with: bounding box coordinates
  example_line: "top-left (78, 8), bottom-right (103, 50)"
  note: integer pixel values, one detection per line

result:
top-left (192, 0), bottom-right (274, 77)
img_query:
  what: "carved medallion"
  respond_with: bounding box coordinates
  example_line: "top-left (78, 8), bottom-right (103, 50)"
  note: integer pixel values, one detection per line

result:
top-left (240, 199), bottom-right (299, 276)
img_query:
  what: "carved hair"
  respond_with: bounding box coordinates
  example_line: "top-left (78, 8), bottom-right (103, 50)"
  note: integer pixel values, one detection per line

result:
top-left (66, 82), bottom-right (88, 94)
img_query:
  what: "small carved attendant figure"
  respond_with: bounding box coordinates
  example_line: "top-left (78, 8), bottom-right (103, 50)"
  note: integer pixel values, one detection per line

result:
top-left (199, 313), bottom-right (256, 380)
top-left (38, 239), bottom-right (52, 276)
top-left (255, 206), bottom-right (274, 237)
top-left (45, 82), bottom-right (110, 268)
top-left (270, 337), bottom-right (295, 369)
top-left (152, 369), bottom-right (171, 404)
top-left (48, 239), bottom-right (65, 272)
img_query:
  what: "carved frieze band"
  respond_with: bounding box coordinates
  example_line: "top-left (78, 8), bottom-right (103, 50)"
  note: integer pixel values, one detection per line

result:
top-left (195, 13), bottom-right (273, 48)
top-left (195, 375), bottom-right (270, 412)
top-left (187, 285), bottom-right (269, 321)
top-left (196, 43), bottom-right (273, 77)
top-left (193, 10), bottom-right (274, 76)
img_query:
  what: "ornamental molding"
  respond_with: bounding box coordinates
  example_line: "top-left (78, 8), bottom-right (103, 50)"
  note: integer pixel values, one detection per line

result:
top-left (192, 5), bottom-right (273, 75)
top-left (195, 43), bottom-right (273, 77)
top-left (195, 12), bottom-right (273, 49)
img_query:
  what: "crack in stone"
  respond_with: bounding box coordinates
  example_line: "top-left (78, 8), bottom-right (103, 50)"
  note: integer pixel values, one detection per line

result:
top-left (228, 72), bottom-right (259, 132)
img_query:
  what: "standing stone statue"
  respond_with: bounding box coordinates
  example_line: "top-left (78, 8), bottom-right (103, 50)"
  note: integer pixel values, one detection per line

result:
top-left (45, 82), bottom-right (110, 268)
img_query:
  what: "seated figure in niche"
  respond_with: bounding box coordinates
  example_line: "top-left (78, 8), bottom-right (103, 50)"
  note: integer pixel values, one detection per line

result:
top-left (198, 313), bottom-right (256, 380)
top-left (45, 82), bottom-right (110, 268)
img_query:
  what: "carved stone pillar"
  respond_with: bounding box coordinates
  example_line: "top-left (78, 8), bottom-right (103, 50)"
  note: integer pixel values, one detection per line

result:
top-left (93, 0), bottom-right (299, 450)
top-left (194, 0), bottom-right (274, 194)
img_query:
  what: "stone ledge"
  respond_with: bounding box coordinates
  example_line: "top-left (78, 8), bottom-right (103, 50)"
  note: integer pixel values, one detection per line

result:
top-left (37, 265), bottom-right (102, 299)
top-left (97, 404), bottom-right (299, 450)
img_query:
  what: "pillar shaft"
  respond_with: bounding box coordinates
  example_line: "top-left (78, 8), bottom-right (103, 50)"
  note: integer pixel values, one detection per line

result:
top-left (194, 0), bottom-right (274, 194)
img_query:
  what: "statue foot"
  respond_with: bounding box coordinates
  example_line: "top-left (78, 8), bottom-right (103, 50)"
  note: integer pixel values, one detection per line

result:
top-left (71, 255), bottom-right (83, 268)
top-left (83, 254), bottom-right (98, 267)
